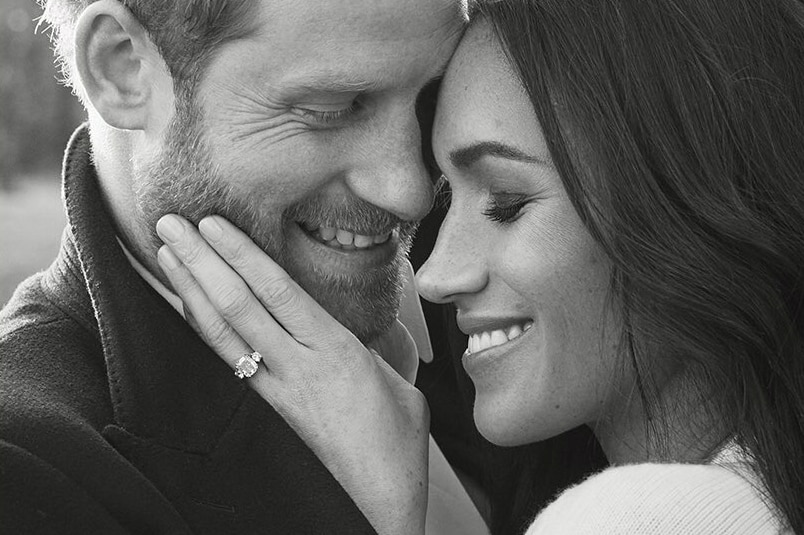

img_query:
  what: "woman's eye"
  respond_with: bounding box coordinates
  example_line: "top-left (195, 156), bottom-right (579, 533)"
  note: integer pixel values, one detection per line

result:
top-left (482, 192), bottom-right (531, 224)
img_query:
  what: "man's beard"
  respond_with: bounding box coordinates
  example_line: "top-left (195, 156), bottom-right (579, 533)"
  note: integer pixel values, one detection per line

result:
top-left (132, 97), bottom-right (417, 343)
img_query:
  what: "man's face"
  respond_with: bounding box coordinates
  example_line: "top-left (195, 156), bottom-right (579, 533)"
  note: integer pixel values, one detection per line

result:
top-left (135, 0), bottom-right (463, 342)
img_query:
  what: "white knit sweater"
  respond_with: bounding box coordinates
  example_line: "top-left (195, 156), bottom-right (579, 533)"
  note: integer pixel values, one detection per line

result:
top-left (525, 446), bottom-right (790, 534)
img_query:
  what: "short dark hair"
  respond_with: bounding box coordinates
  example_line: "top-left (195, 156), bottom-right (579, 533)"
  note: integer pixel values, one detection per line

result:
top-left (480, 0), bottom-right (804, 530)
top-left (39, 0), bottom-right (257, 98)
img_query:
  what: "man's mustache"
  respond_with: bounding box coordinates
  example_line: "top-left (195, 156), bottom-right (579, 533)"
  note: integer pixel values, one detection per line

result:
top-left (284, 196), bottom-right (416, 237)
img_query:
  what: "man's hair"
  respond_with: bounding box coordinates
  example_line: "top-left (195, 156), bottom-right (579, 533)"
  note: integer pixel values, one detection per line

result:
top-left (39, 0), bottom-right (257, 99)
top-left (481, 0), bottom-right (804, 532)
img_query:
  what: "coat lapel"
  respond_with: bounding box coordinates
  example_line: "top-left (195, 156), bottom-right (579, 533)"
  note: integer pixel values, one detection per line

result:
top-left (55, 126), bottom-right (374, 533)
top-left (61, 125), bottom-right (246, 452)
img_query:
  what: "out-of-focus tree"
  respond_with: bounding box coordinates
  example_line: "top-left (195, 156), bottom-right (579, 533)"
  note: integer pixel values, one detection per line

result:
top-left (0, 0), bottom-right (86, 189)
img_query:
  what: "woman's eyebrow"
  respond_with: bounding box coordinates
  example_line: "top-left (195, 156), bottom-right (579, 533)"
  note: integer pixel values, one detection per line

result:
top-left (449, 140), bottom-right (551, 169)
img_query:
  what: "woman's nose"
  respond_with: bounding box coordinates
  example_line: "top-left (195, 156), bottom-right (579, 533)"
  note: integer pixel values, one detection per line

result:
top-left (416, 208), bottom-right (488, 304)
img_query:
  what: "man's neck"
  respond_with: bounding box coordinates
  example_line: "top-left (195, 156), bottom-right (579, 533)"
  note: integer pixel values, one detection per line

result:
top-left (118, 237), bottom-right (185, 318)
top-left (90, 117), bottom-right (175, 293)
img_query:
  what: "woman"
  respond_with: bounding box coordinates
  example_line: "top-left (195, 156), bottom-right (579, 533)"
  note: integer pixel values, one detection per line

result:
top-left (156, 0), bottom-right (804, 532)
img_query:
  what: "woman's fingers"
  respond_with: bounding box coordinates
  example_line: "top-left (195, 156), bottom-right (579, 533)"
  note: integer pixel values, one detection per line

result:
top-left (197, 215), bottom-right (346, 349)
top-left (156, 215), bottom-right (429, 534)
top-left (156, 215), bottom-right (295, 372)
top-left (158, 246), bottom-right (284, 402)
top-left (157, 245), bottom-right (254, 371)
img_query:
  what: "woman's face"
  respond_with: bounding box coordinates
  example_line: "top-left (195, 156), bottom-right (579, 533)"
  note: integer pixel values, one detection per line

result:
top-left (417, 21), bottom-right (626, 446)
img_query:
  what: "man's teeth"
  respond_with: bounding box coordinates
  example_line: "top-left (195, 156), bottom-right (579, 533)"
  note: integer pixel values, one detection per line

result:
top-left (304, 223), bottom-right (391, 249)
top-left (467, 322), bottom-right (533, 354)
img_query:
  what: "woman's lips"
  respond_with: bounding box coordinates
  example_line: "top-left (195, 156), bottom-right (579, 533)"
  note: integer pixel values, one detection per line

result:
top-left (464, 320), bottom-right (533, 356)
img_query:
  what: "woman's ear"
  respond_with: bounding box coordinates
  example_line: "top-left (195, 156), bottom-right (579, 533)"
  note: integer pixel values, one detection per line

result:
top-left (74, 0), bottom-right (171, 130)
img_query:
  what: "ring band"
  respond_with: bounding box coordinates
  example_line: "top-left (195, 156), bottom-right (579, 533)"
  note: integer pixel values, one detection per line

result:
top-left (234, 351), bottom-right (263, 379)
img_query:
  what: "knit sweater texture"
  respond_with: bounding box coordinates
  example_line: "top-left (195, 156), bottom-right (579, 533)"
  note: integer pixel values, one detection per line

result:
top-left (526, 447), bottom-right (790, 534)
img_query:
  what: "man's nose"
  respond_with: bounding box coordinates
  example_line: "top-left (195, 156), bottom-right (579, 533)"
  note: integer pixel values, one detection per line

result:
top-left (345, 109), bottom-right (435, 223)
top-left (416, 206), bottom-right (488, 304)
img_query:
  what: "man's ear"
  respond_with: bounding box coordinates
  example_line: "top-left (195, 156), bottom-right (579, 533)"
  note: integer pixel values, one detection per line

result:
top-left (74, 0), bottom-right (171, 130)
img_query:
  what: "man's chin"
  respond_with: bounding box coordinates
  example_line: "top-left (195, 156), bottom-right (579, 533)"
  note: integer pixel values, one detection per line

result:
top-left (287, 262), bottom-right (404, 344)
top-left (307, 283), bottom-right (402, 344)
top-left (333, 307), bottom-right (397, 345)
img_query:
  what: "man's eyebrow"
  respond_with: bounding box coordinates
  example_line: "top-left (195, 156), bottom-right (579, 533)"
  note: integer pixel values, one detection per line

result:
top-left (282, 73), bottom-right (380, 94)
top-left (449, 141), bottom-right (552, 169)
top-left (283, 70), bottom-right (445, 96)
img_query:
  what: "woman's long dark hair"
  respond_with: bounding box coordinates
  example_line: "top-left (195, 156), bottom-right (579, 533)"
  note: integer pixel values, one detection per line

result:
top-left (480, 0), bottom-right (804, 531)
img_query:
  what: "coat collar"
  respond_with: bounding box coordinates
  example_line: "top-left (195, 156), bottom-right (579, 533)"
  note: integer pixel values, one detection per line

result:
top-left (53, 125), bottom-right (250, 453)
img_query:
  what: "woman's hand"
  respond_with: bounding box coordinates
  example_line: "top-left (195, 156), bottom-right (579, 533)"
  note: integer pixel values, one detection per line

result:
top-left (155, 214), bottom-right (429, 535)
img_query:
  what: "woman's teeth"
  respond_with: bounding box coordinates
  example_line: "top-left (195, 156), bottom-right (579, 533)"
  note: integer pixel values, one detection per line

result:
top-left (467, 322), bottom-right (533, 354)
top-left (302, 222), bottom-right (391, 250)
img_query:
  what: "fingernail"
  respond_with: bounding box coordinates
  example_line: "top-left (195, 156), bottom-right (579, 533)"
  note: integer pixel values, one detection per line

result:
top-left (199, 216), bottom-right (223, 242)
top-left (157, 245), bottom-right (182, 270)
top-left (157, 215), bottom-right (184, 243)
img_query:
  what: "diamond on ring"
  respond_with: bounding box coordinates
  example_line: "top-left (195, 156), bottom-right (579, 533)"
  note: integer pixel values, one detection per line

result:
top-left (234, 351), bottom-right (263, 379)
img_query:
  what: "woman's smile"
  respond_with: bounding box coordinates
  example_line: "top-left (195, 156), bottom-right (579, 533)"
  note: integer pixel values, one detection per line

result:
top-left (416, 20), bottom-right (620, 447)
top-left (460, 319), bottom-right (535, 378)
top-left (464, 320), bottom-right (533, 355)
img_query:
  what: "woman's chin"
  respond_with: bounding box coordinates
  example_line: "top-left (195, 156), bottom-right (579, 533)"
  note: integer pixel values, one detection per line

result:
top-left (473, 396), bottom-right (570, 447)
top-left (474, 402), bottom-right (536, 447)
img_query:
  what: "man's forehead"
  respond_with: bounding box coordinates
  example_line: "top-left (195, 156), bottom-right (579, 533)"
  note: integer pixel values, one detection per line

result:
top-left (257, 0), bottom-right (464, 41)
top-left (224, 0), bottom-right (463, 98)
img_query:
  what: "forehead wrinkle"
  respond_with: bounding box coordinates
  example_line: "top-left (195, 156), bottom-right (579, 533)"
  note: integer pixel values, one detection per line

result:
top-left (235, 0), bottom-right (465, 98)
top-left (277, 26), bottom-right (462, 98)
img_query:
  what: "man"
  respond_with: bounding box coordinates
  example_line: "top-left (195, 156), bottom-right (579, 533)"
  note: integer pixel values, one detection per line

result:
top-left (0, 0), bottom-right (486, 532)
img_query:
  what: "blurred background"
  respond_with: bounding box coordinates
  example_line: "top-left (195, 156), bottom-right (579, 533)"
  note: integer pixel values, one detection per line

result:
top-left (1, 0), bottom-right (86, 304)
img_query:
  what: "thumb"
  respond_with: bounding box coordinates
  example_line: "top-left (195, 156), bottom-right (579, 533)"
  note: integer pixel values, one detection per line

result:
top-left (369, 348), bottom-right (422, 402)
top-left (369, 320), bottom-right (419, 384)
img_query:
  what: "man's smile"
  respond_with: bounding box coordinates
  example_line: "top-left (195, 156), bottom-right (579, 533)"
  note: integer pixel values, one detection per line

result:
top-left (289, 220), bottom-right (400, 273)
top-left (299, 221), bottom-right (393, 250)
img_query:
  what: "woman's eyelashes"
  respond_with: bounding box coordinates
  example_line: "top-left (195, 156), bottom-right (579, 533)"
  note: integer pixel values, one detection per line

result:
top-left (482, 191), bottom-right (532, 224)
top-left (434, 174), bottom-right (451, 208)
top-left (436, 172), bottom-right (535, 223)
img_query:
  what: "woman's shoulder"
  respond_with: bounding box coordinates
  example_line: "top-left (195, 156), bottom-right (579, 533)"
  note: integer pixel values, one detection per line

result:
top-left (525, 461), bottom-right (786, 534)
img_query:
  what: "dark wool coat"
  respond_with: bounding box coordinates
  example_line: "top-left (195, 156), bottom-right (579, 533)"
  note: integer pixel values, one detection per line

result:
top-left (0, 126), bottom-right (376, 534)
